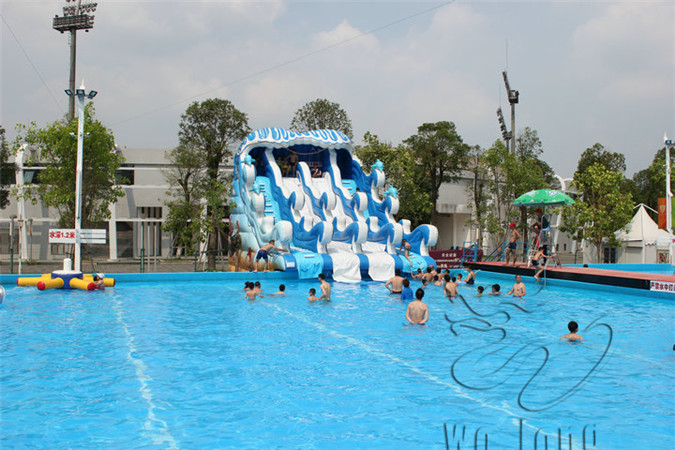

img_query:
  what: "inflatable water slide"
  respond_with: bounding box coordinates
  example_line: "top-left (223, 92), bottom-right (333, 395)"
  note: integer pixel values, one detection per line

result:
top-left (230, 128), bottom-right (438, 282)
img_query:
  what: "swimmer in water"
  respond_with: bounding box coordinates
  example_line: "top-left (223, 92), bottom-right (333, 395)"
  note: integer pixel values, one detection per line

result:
top-left (561, 321), bottom-right (583, 341)
top-left (269, 284), bottom-right (286, 296)
top-left (318, 273), bottom-right (331, 300)
top-left (405, 288), bottom-right (429, 325)
top-left (308, 288), bottom-right (319, 302)
top-left (385, 269), bottom-right (405, 294)
top-left (507, 275), bottom-right (526, 297)
top-left (476, 286), bottom-right (484, 297)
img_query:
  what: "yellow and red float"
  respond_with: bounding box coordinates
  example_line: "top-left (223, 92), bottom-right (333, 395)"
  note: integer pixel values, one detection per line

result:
top-left (16, 259), bottom-right (115, 291)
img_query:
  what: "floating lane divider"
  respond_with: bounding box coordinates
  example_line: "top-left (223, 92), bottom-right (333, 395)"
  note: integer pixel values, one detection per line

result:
top-left (15, 258), bottom-right (115, 292)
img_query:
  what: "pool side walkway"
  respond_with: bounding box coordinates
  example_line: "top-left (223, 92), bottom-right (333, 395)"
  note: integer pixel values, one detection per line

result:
top-left (464, 261), bottom-right (675, 294)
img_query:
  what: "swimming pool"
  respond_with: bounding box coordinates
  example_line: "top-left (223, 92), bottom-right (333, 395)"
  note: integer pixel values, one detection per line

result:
top-left (1, 272), bottom-right (673, 448)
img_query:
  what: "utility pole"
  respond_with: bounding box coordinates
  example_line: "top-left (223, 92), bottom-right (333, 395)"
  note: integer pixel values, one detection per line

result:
top-left (665, 134), bottom-right (674, 263)
top-left (53, 0), bottom-right (97, 122)
top-left (502, 71), bottom-right (519, 154)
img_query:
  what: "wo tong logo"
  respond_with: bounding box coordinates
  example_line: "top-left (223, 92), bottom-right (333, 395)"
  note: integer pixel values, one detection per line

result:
top-left (443, 420), bottom-right (598, 450)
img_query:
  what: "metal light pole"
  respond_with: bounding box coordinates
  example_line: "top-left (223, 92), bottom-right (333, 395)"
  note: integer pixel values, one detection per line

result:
top-left (502, 71), bottom-right (519, 154)
top-left (53, 0), bottom-right (97, 122)
top-left (65, 83), bottom-right (97, 272)
top-left (665, 134), bottom-right (673, 263)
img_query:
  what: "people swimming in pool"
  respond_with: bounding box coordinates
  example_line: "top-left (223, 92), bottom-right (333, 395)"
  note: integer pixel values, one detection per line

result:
top-left (405, 288), bottom-right (429, 325)
top-left (245, 286), bottom-right (264, 300)
top-left (476, 286), bottom-right (484, 296)
top-left (318, 273), bottom-right (331, 300)
top-left (254, 240), bottom-right (285, 272)
top-left (465, 268), bottom-right (476, 285)
top-left (561, 321), bottom-right (583, 341)
top-left (444, 276), bottom-right (458, 298)
top-left (491, 284), bottom-right (501, 295)
top-left (385, 269), bottom-right (405, 294)
top-left (307, 288), bottom-right (319, 302)
top-left (507, 275), bottom-right (526, 297)
top-left (270, 284), bottom-right (286, 296)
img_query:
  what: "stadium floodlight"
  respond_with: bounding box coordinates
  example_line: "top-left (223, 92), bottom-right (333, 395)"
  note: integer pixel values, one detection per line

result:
top-left (502, 71), bottom-right (519, 153)
top-left (52, 0), bottom-right (98, 121)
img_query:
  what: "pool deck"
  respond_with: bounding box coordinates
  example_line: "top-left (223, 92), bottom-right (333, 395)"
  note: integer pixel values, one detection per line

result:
top-left (464, 261), bottom-right (675, 293)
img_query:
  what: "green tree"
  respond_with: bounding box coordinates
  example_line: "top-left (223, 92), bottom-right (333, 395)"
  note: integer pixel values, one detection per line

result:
top-left (14, 105), bottom-right (124, 227)
top-left (354, 132), bottom-right (432, 227)
top-left (162, 144), bottom-right (206, 255)
top-left (404, 121), bottom-right (469, 226)
top-left (290, 98), bottom-right (353, 138)
top-left (177, 98), bottom-right (250, 270)
top-left (575, 143), bottom-right (626, 177)
top-left (0, 125), bottom-right (15, 209)
top-left (633, 147), bottom-right (674, 220)
top-left (560, 163), bottom-right (633, 262)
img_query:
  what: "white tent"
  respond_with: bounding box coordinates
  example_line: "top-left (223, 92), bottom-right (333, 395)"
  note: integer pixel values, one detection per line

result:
top-left (615, 204), bottom-right (671, 264)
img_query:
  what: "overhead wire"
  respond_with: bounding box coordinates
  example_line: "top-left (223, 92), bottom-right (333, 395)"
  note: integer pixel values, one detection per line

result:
top-left (1, 14), bottom-right (65, 116)
top-left (111, 1), bottom-right (456, 126)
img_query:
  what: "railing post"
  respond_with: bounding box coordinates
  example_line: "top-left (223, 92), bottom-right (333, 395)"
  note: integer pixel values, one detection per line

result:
top-left (139, 248), bottom-right (145, 273)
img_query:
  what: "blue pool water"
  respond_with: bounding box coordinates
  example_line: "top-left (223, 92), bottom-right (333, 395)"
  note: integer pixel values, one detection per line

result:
top-left (1, 273), bottom-right (674, 449)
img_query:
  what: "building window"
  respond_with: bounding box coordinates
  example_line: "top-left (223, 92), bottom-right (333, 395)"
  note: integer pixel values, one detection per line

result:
top-left (603, 247), bottom-right (617, 264)
top-left (23, 169), bottom-right (41, 184)
top-left (116, 169), bottom-right (134, 185)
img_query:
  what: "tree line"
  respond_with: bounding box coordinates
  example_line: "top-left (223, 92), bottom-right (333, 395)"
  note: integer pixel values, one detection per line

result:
top-left (4, 97), bottom-right (672, 266)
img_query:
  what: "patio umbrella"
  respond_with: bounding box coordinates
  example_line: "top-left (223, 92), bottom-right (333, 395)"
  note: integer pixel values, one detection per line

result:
top-left (513, 189), bottom-right (574, 207)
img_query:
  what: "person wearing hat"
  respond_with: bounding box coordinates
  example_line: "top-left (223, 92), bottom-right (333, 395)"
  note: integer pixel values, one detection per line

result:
top-left (93, 273), bottom-right (105, 290)
top-left (505, 222), bottom-right (520, 265)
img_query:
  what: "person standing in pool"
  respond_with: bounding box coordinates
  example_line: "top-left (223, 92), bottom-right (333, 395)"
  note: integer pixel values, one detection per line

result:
top-left (444, 276), bottom-right (458, 298)
top-left (269, 284), bottom-right (286, 296)
top-left (385, 269), bottom-right (405, 294)
top-left (507, 274), bottom-right (526, 297)
top-left (406, 288), bottom-right (429, 325)
top-left (400, 278), bottom-right (413, 301)
top-left (561, 321), bottom-right (583, 341)
top-left (254, 240), bottom-right (285, 272)
top-left (245, 287), bottom-right (264, 300)
top-left (318, 273), bottom-right (331, 300)
top-left (307, 288), bottom-right (319, 302)
top-left (505, 222), bottom-right (520, 265)
top-left (465, 268), bottom-right (476, 285)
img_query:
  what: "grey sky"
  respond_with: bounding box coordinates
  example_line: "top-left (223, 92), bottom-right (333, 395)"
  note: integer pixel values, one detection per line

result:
top-left (2, 1), bottom-right (673, 177)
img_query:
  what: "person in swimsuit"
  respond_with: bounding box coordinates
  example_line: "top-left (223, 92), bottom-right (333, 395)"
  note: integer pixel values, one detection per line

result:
top-left (505, 222), bottom-right (520, 265)
top-left (532, 247), bottom-right (551, 281)
top-left (400, 278), bottom-right (413, 301)
top-left (318, 273), bottom-right (331, 300)
top-left (561, 321), bottom-right (583, 341)
top-left (254, 240), bottom-right (285, 272)
top-left (398, 239), bottom-right (413, 268)
top-left (269, 284), bottom-right (286, 296)
top-left (444, 276), bottom-right (458, 298)
top-left (307, 288), bottom-right (319, 302)
top-left (507, 275), bottom-right (526, 297)
top-left (465, 268), bottom-right (476, 285)
top-left (385, 269), bottom-right (405, 294)
top-left (406, 288), bottom-right (429, 325)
